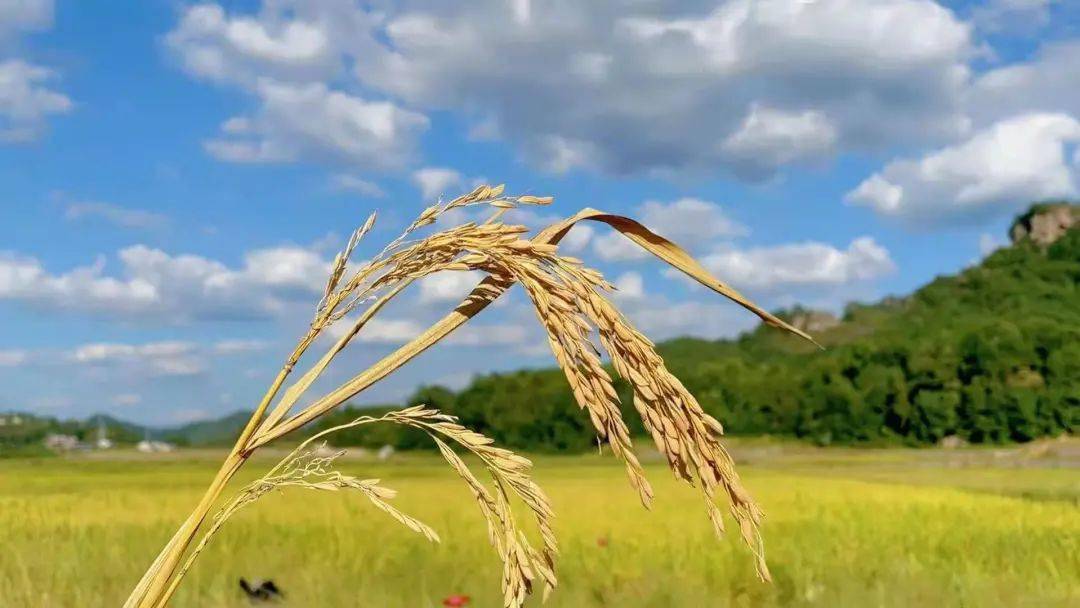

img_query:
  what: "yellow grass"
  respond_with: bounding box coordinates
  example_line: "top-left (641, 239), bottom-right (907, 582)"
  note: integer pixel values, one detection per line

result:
top-left (2, 447), bottom-right (1076, 607)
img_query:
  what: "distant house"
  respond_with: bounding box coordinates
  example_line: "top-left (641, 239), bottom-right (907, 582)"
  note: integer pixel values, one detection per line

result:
top-left (136, 439), bottom-right (175, 453)
top-left (0, 414), bottom-right (23, 426)
top-left (95, 418), bottom-right (113, 450)
top-left (44, 434), bottom-right (81, 451)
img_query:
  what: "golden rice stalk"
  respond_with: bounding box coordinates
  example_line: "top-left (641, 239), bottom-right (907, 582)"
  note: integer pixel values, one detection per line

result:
top-left (386, 406), bottom-right (559, 604)
top-left (127, 184), bottom-right (814, 608)
top-left (185, 407), bottom-right (555, 608)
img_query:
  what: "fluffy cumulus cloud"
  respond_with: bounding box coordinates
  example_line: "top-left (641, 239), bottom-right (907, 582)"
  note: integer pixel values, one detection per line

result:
top-left (167, 2), bottom-right (427, 170)
top-left (0, 0), bottom-right (52, 38)
top-left (968, 40), bottom-right (1080, 126)
top-left (418, 270), bottom-right (485, 304)
top-left (701, 237), bottom-right (895, 291)
top-left (0, 0), bottom-right (71, 142)
top-left (166, 0), bottom-right (975, 178)
top-left (0, 60), bottom-right (71, 141)
top-left (164, 3), bottom-right (340, 85)
top-left (163, 0), bottom-right (1080, 223)
top-left (204, 79), bottom-right (428, 169)
top-left (846, 113), bottom-right (1080, 223)
top-left (0, 244), bottom-right (331, 320)
top-left (411, 167), bottom-right (464, 200)
top-left (594, 198), bottom-right (744, 261)
top-left (351, 0), bottom-right (972, 177)
top-left (612, 271), bottom-right (645, 300)
top-left (721, 105), bottom-right (838, 178)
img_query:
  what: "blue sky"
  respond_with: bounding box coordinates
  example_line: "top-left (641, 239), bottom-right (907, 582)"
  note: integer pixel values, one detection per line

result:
top-left (1, 0), bottom-right (1078, 424)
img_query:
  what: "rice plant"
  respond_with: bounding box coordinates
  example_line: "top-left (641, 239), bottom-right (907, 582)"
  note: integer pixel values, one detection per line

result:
top-left (125, 185), bottom-right (815, 608)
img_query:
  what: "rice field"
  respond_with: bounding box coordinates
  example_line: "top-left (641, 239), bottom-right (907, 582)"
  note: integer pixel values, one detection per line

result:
top-left (1, 441), bottom-right (1077, 607)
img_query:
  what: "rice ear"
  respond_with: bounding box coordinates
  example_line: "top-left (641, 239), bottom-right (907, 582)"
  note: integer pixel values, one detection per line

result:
top-left (537, 208), bottom-right (821, 348)
top-left (251, 209), bottom-right (818, 447)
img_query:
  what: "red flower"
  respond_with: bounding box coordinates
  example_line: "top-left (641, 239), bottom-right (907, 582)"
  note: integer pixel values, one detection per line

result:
top-left (442, 594), bottom-right (471, 607)
top-left (597, 535), bottom-right (609, 548)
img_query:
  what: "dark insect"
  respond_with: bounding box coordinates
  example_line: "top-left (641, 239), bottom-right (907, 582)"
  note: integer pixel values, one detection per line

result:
top-left (239, 578), bottom-right (285, 603)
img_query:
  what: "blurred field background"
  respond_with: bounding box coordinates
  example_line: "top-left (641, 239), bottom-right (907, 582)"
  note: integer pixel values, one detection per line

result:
top-left (2, 439), bottom-right (1076, 607)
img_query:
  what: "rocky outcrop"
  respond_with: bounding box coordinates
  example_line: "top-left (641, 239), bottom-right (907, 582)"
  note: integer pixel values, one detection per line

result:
top-left (1009, 203), bottom-right (1078, 247)
top-left (788, 309), bottom-right (840, 334)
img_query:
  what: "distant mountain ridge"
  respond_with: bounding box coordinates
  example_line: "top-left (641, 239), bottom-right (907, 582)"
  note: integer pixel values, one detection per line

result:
top-left (0, 409), bottom-right (253, 451)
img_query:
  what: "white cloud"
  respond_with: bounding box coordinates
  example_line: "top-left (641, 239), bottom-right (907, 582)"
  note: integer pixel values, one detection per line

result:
top-left (612, 271), bottom-right (644, 301)
top-left (847, 113), bottom-right (1080, 223)
top-left (559, 224), bottom-right (593, 254)
top-left (0, 349), bottom-right (27, 366)
top-left (418, 270), bottom-right (484, 304)
top-left (593, 231), bottom-right (650, 263)
top-left (354, 318), bottom-right (424, 344)
top-left (165, 0), bottom-right (978, 178)
top-left (0, 59), bottom-right (72, 142)
top-left (71, 341), bottom-right (204, 376)
top-left (594, 198), bottom-right (745, 261)
top-left (64, 202), bottom-right (169, 230)
top-left (0, 4), bottom-right (69, 141)
top-left (167, 3), bottom-right (428, 170)
top-left (412, 167), bottom-right (464, 200)
top-left (165, 3), bottom-right (340, 86)
top-left (638, 198), bottom-right (748, 245)
top-left (351, 0), bottom-right (972, 176)
top-left (204, 79), bottom-right (428, 169)
top-left (0, 0), bottom-right (52, 40)
top-left (330, 174), bottom-right (384, 197)
top-left (721, 105), bottom-right (838, 178)
top-left (59, 338), bottom-right (270, 380)
top-left (0, 243), bottom-right (331, 320)
top-left (969, 41), bottom-right (1080, 126)
top-left (701, 237), bottom-right (895, 290)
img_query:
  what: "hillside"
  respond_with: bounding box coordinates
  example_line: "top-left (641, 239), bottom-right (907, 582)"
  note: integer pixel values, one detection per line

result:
top-left (326, 202), bottom-right (1078, 449)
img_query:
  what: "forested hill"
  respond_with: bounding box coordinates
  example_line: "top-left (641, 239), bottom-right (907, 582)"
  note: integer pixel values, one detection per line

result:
top-left (315, 203), bottom-right (1079, 449)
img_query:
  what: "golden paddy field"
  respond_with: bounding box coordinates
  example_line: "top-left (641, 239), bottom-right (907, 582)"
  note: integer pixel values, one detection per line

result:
top-left (1, 440), bottom-right (1077, 607)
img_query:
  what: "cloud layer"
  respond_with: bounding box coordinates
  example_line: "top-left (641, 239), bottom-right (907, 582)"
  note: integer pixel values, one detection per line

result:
top-left (0, 1), bottom-right (71, 142)
top-left (0, 244), bottom-right (330, 320)
top-left (847, 113), bottom-right (1080, 223)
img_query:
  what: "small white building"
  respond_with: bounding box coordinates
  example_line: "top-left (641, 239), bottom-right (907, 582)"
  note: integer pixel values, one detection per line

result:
top-left (44, 434), bottom-right (80, 451)
top-left (377, 444), bottom-right (396, 461)
top-left (136, 439), bottom-right (175, 453)
top-left (94, 418), bottom-right (113, 450)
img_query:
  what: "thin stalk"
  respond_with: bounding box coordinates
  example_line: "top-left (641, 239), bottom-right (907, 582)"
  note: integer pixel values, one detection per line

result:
top-left (132, 280), bottom-right (414, 606)
top-left (152, 417), bottom-right (386, 607)
top-left (127, 333), bottom-right (313, 608)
